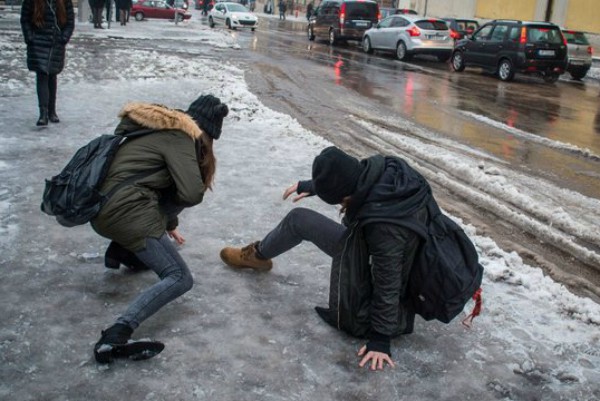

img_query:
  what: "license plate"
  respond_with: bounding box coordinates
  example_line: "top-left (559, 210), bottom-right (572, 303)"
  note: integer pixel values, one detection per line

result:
top-left (426, 34), bottom-right (444, 40)
top-left (570, 59), bottom-right (584, 65)
top-left (538, 49), bottom-right (556, 57)
top-left (354, 21), bottom-right (368, 27)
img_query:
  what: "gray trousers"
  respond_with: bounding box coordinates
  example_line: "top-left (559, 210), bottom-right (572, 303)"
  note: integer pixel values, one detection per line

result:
top-left (257, 207), bottom-right (346, 259)
top-left (116, 234), bottom-right (193, 330)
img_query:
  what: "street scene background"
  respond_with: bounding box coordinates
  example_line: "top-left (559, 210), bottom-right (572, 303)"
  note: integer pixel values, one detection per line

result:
top-left (1, 6), bottom-right (600, 401)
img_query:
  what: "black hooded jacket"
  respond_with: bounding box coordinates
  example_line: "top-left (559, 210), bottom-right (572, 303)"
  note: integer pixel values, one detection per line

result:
top-left (311, 155), bottom-right (431, 353)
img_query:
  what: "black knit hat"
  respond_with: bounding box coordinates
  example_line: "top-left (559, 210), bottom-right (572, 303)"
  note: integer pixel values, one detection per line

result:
top-left (186, 94), bottom-right (229, 140)
top-left (312, 146), bottom-right (363, 205)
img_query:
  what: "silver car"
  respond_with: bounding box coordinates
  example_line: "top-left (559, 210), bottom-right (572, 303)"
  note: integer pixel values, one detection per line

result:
top-left (208, 2), bottom-right (258, 30)
top-left (562, 29), bottom-right (593, 80)
top-left (362, 15), bottom-right (453, 61)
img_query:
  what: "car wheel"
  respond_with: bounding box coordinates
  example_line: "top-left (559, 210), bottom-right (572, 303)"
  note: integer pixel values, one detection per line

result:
top-left (226, 18), bottom-right (232, 29)
top-left (208, 16), bottom-right (215, 28)
top-left (251, 27), bottom-right (255, 32)
top-left (570, 69), bottom-right (588, 80)
top-left (307, 26), bottom-right (315, 41)
top-left (134, 12), bottom-right (144, 21)
top-left (328, 29), bottom-right (337, 46)
top-left (542, 72), bottom-right (559, 83)
top-left (451, 51), bottom-right (465, 72)
top-left (362, 36), bottom-right (373, 54)
top-left (497, 59), bottom-right (515, 81)
top-left (395, 41), bottom-right (409, 61)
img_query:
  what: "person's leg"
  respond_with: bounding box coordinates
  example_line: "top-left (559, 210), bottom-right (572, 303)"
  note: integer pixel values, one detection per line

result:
top-left (258, 207), bottom-right (345, 259)
top-left (36, 72), bottom-right (49, 126)
top-left (115, 234), bottom-right (194, 329)
top-left (220, 207), bottom-right (346, 271)
top-left (48, 74), bottom-right (59, 123)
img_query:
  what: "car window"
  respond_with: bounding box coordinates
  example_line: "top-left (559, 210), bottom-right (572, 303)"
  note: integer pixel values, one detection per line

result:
top-left (527, 27), bottom-right (563, 44)
top-left (508, 26), bottom-right (520, 42)
top-left (490, 24), bottom-right (508, 41)
top-left (457, 20), bottom-right (478, 32)
top-left (378, 17), bottom-right (393, 28)
top-left (562, 30), bottom-right (589, 45)
top-left (227, 3), bottom-right (247, 11)
top-left (345, 2), bottom-right (378, 19)
top-left (215, 3), bottom-right (223, 11)
top-left (473, 24), bottom-right (493, 40)
top-left (415, 19), bottom-right (448, 31)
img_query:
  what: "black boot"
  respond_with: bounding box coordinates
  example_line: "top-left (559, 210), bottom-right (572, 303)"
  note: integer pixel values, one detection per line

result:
top-left (94, 323), bottom-right (133, 363)
top-left (105, 241), bottom-right (149, 271)
top-left (48, 109), bottom-right (60, 123)
top-left (36, 107), bottom-right (48, 126)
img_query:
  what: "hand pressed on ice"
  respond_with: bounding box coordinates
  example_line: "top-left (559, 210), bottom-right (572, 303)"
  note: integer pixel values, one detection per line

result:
top-left (168, 228), bottom-right (185, 245)
top-left (283, 182), bottom-right (310, 203)
top-left (358, 345), bottom-right (395, 371)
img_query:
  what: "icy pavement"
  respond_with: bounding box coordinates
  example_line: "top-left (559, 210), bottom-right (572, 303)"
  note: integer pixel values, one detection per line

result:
top-left (1, 11), bottom-right (600, 401)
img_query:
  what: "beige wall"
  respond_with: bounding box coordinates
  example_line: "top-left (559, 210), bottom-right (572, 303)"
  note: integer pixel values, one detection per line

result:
top-left (564, 0), bottom-right (600, 33)
top-left (475, 0), bottom-right (537, 20)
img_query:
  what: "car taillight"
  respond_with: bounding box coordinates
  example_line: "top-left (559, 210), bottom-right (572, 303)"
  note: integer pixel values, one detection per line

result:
top-left (450, 29), bottom-right (460, 39)
top-left (408, 26), bottom-right (420, 37)
top-left (340, 3), bottom-right (345, 24)
top-left (588, 46), bottom-right (593, 55)
top-left (376, 5), bottom-right (381, 21)
top-left (519, 27), bottom-right (527, 44)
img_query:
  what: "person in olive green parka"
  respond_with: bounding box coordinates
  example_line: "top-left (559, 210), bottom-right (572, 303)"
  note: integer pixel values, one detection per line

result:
top-left (90, 95), bottom-right (229, 364)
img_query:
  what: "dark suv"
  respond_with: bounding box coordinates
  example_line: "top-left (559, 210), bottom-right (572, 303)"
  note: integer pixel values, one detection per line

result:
top-left (451, 20), bottom-right (568, 83)
top-left (308, 0), bottom-right (380, 46)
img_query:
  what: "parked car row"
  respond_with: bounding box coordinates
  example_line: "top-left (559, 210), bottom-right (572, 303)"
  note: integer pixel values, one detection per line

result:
top-left (306, 0), bottom-right (594, 82)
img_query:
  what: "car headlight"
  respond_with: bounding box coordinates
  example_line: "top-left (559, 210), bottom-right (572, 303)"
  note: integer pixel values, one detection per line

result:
top-left (232, 15), bottom-right (238, 20)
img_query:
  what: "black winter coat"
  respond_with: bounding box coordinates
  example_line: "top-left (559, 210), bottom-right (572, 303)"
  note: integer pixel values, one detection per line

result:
top-left (20, 0), bottom-right (74, 75)
top-left (325, 156), bottom-right (431, 339)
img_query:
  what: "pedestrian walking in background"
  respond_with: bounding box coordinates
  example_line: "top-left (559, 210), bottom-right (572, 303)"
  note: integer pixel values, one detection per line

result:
top-left (20, 0), bottom-right (74, 126)
top-left (220, 146), bottom-right (431, 371)
top-left (89, 0), bottom-right (105, 28)
top-left (104, 0), bottom-right (113, 25)
top-left (248, 0), bottom-right (255, 12)
top-left (117, 0), bottom-right (132, 25)
top-left (306, 1), bottom-right (313, 20)
top-left (91, 95), bottom-right (229, 363)
top-left (278, 0), bottom-right (286, 20)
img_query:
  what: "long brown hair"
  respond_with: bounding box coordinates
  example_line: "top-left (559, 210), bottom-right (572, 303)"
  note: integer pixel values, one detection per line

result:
top-left (32, 0), bottom-right (67, 28)
top-left (197, 135), bottom-right (216, 190)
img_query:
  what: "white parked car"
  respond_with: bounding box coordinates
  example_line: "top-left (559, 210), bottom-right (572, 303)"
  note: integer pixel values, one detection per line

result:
top-left (208, 2), bottom-right (258, 30)
top-left (362, 15), bottom-right (453, 61)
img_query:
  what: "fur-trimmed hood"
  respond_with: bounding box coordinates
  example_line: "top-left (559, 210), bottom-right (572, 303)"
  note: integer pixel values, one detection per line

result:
top-left (117, 102), bottom-right (204, 140)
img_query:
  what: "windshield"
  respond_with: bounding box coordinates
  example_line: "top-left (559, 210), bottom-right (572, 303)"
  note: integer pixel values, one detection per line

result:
top-left (527, 27), bottom-right (563, 44)
top-left (345, 2), bottom-right (378, 20)
top-left (415, 20), bottom-right (448, 31)
top-left (227, 3), bottom-right (248, 12)
top-left (562, 31), bottom-right (589, 45)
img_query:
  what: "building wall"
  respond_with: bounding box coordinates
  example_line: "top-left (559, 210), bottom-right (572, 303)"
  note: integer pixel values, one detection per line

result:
top-left (474, 0), bottom-right (537, 20)
top-left (422, 0), bottom-right (476, 18)
top-left (564, 0), bottom-right (600, 33)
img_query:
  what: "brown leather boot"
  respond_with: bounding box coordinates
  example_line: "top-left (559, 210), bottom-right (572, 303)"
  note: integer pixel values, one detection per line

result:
top-left (220, 241), bottom-right (273, 272)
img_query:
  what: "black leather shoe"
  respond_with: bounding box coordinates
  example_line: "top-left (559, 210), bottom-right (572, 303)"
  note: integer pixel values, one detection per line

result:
top-left (36, 107), bottom-right (48, 126)
top-left (48, 111), bottom-right (60, 123)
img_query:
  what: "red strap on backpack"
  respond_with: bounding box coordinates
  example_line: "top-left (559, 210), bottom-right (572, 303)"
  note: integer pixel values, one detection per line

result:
top-left (462, 288), bottom-right (482, 328)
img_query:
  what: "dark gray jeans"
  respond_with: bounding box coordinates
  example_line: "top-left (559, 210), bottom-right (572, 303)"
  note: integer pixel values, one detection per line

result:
top-left (257, 207), bottom-right (346, 259)
top-left (116, 234), bottom-right (193, 330)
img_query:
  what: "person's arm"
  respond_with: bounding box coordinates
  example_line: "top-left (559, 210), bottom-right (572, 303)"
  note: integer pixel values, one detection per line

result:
top-left (358, 223), bottom-right (413, 371)
top-left (20, 0), bottom-right (34, 44)
top-left (282, 179), bottom-right (314, 202)
top-left (161, 132), bottom-right (206, 207)
top-left (61, 0), bottom-right (75, 44)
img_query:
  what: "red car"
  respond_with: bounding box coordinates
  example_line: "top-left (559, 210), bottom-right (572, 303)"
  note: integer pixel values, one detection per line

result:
top-left (132, 0), bottom-right (191, 21)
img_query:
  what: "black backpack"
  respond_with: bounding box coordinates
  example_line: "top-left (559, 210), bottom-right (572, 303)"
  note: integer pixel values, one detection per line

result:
top-left (399, 200), bottom-right (484, 325)
top-left (41, 129), bottom-right (158, 227)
